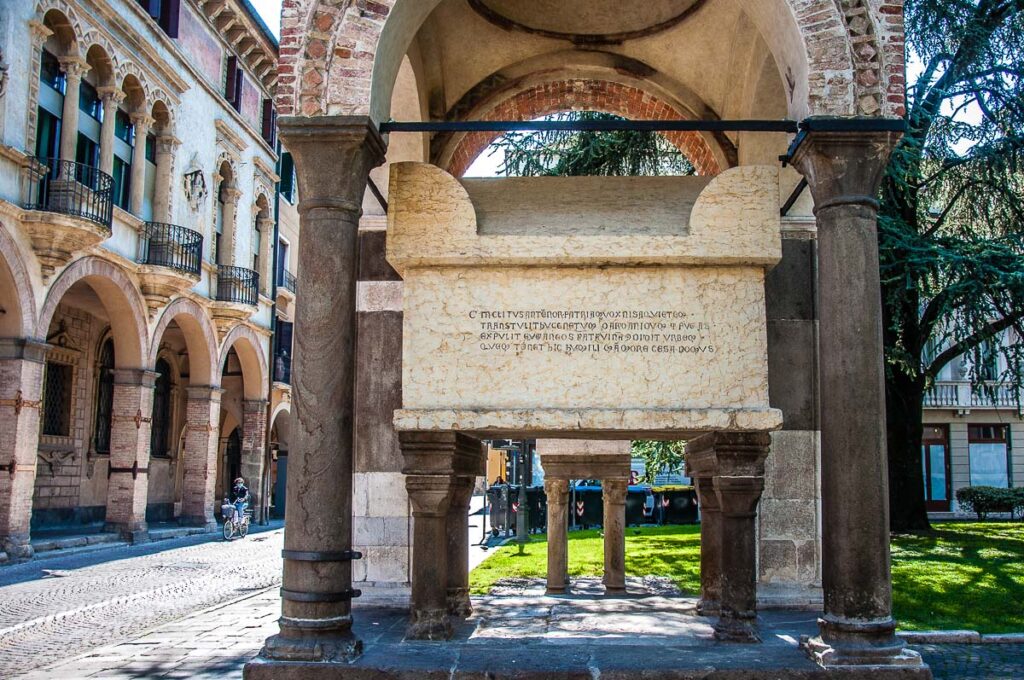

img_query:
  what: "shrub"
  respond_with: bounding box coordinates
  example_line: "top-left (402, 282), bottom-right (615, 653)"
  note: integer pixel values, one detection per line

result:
top-left (955, 486), bottom-right (1024, 520)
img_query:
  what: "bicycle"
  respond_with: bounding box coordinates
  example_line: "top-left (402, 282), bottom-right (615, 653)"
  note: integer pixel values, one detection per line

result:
top-left (222, 500), bottom-right (251, 540)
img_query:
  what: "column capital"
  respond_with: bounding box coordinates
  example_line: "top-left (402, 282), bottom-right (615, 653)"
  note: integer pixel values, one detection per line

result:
top-left (686, 431), bottom-right (770, 478)
top-left (186, 385), bottom-right (225, 401)
top-left (156, 135), bottom-right (182, 154)
top-left (399, 431), bottom-right (485, 477)
top-left (97, 86), bottom-right (126, 106)
top-left (0, 338), bottom-right (50, 363)
top-left (221, 186), bottom-right (243, 204)
top-left (113, 368), bottom-right (159, 388)
top-left (789, 125), bottom-right (901, 213)
top-left (405, 474), bottom-right (453, 517)
top-left (277, 115), bottom-right (387, 215)
top-left (58, 55), bottom-right (90, 81)
top-left (28, 20), bottom-right (54, 46)
top-left (242, 398), bottom-right (269, 413)
top-left (543, 477), bottom-right (569, 499)
top-left (130, 112), bottom-right (155, 130)
top-left (602, 478), bottom-right (628, 503)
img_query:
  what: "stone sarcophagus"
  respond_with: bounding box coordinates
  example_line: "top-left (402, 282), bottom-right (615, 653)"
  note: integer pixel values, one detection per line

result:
top-left (386, 162), bottom-right (784, 439)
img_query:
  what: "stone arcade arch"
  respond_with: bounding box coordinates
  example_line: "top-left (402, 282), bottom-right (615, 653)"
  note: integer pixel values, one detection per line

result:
top-left (35, 257), bottom-right (152, 542)
top-left (251, 1), bottom-right (920, 677)
top-left (0, 227), bottom-right (44, 560)
top-left (218, 325), bottom-right (269, 522)
top-left (150, 298), bottom-right (222, 528)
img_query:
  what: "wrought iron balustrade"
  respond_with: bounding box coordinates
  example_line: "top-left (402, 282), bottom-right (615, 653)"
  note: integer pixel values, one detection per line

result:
top-left (24, 157), bottom-right (114, 230)
top-left (280, 268), bottom-right (297, 294)
top-left (216, 265), bottom-right (259, 306)
top-left (138, 222), bottom-right (203, 276)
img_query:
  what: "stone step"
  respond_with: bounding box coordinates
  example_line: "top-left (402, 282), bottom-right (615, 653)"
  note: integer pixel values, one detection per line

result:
top-left (32, 531), bottom-right (123, 554)
top-left (147, 526), bottom-right (211, 541)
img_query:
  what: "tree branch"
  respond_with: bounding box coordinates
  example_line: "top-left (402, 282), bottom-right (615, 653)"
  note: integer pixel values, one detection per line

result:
top-left (926, 314), bottom-right (1024, 380)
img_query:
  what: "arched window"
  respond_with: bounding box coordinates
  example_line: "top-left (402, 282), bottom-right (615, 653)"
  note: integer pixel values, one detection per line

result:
top-left (93, 338), bottom-right (115, 454)
top-left (150, 358), bottom-right (172, 457)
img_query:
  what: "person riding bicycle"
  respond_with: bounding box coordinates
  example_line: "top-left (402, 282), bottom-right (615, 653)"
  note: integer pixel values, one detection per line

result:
top-left (230, 477), bottom-right (249, 523)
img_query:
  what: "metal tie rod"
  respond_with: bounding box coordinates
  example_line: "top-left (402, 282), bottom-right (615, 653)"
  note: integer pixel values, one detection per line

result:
top-left (379, 119), bottom-right (800, 134)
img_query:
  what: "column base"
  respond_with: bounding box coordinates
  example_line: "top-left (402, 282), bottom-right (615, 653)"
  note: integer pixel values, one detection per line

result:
top-left (1, 533), bottom-right (34, 561)
top-left (713, 614), bottom-right (760, 642)
top-left (261, 615), bottom-right (363, 662)
top-left (805, 616), bottom-right (924, 668)
top-left (105, 522), bottom-right (149, 544)
top-left (406, 608), bottom-right (453, 641)
top-left (447, 587), bottom-right (473, 618)
top-left (603, 584), bottom-right (626, 596)
top-left (696, 598), bottom-right (720, 617)
top-left (545, 585), bottom-right (567, 595)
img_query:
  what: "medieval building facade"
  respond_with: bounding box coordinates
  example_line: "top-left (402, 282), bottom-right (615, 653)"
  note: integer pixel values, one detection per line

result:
top-left (0, 0), bottom-right (298, 561)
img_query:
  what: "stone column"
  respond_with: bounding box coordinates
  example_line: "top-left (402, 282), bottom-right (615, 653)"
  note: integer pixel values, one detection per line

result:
top-left (180, 386), bottom-right (222, 529)
top-left (105, 369), bottom-right (158, 543)
top-left (792, 128), bottom-right (921, 667)
top-left (601, 478), bottom-right (627, 594)
top-left (57, 57), bottom-right (89, 165)
top-left (241, 399), bottom-right (267, 524)
top-left (258, 216), bottom-right (274, 295)
top-left (259, 116), bottom-right (385, 663)
top-left (153, 135), bottom-right (180, 223)
top-left (97, 87), bottom-right (125, 176)
top-left (692, 476), bottom-right (722, 615)
top-left (219, 187), bottom-right (242, 265)
top-left (400, 431), bottom-right (484, 640)
top-left (128, 114), bottom-right (153, 216)
top-left (544, 477), bottom-right (569, 595)
top-left (688, 432), bottom-right (769, 642)
top-left (0, 340), bottom-right (47, 561)
top-left (446, 475), bottom-right (475, 618)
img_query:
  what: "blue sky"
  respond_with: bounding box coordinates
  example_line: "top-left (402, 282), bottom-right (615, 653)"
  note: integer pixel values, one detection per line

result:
top-left (250, 0), bottom-right (282, 38)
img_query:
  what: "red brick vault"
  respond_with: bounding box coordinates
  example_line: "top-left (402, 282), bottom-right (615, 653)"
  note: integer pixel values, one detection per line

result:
top-left (276, 0), bottom-right (905, 121)
top-left (443, 80), bottom-right (722, 177)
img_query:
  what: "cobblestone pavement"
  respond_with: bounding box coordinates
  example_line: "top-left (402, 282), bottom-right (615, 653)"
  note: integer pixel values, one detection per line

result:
top-left (0, 525), bottom-right (283, 678)
top-left (914, 642), bottom-right (1024, 680)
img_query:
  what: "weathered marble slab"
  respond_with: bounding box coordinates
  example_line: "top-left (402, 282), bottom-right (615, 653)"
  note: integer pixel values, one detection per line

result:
top-left (387, 162), bottom-right (784, 435)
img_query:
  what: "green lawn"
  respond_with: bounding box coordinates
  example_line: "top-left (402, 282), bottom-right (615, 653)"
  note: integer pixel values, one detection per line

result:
top-left (470, 522), bottom-right (1024, 633)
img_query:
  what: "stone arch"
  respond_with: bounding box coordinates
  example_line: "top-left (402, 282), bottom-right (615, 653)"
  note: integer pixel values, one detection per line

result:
top-left (218, 324), bottom-right (268, 400)
top-left (275, 0), bottom-right (902, 121)
top-left (82, 40), bottom-right (116, 89)
top-left (116, 66), bottom-right (151, 112)
top-left (37, 3), bottom-right (83, 58)
top-left (0, 221), bottom-right (39, 338)
top-left (149, 297), bottom-right (219, 388)
top-left (443, 80), bottom-right (723, 177)
top-left (36, 256), bottom-right (148, 369)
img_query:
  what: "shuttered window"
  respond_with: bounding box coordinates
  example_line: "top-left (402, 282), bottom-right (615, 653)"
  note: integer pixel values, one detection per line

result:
top-left (225, 56), bottom-right (243, 111)
top-left (261, 99), bottom-right (277, 147)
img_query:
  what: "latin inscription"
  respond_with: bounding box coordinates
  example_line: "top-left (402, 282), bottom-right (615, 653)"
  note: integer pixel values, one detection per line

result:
top-left (470, 309), bottom-right (716, 356)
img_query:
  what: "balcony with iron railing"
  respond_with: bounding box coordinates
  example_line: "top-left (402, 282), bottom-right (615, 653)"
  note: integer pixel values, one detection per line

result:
top-left (216, 265), bottom-right (260, 305)
top-left (211, 265), bottom-right (260, 327)
top-left (924, 380), bottom-right (1022, 412)
top-left (135, 222), bottom-right (204, 314)
top-left (280, 268), bottom-right (297, 294)
top-left (21, 157), bottom-right (115, 280)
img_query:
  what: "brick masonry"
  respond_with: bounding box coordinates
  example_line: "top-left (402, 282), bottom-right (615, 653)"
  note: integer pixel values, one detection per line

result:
top-left (276, 0), bottom-right (905, 119)
top-left (443, 80), bottom-right (721, 178)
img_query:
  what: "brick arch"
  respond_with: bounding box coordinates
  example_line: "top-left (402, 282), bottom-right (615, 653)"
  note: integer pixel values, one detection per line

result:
top-left (37, 257), bottom-right (149, 369)
top-left (150, 298), bottom-right (219, 388)
top-left (276, 0), bottom-right (903, 121)
top-left (444, 80), bottom-right (721, 178)
top-left (218, 324), bottom-right (268, 401)
top-left (0, 220), bottom-right (39, 338)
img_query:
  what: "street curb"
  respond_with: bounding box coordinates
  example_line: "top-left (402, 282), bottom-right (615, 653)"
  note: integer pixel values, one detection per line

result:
top-left (899, 630), bottom-right (1024, 644)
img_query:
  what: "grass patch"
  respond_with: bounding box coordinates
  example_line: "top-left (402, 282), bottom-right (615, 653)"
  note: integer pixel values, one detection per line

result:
top-left (470, 522), bottom-right (1024, 633)
top-left (891, 522), bottom-right (1024, 633)
top-left (469, 524), bottom-right (701, 595)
